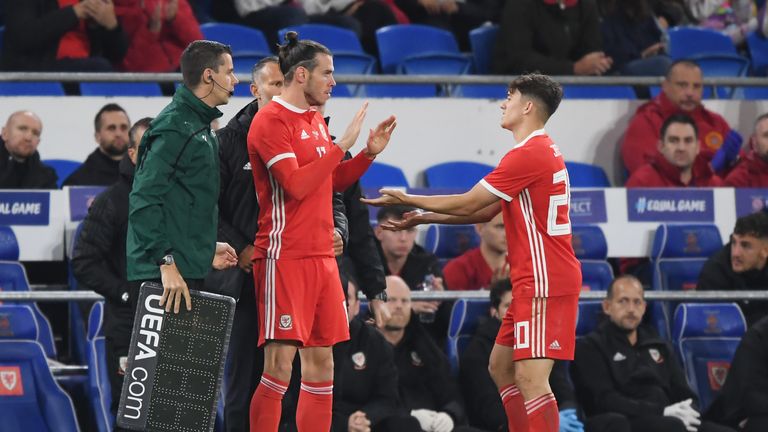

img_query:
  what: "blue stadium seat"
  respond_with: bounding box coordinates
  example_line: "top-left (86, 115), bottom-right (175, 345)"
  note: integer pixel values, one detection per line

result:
top-left (672, 303), bottom-right (746, 410)
top-left (423, 225), bottom-right (480, 260)
top-left (576, 301), bottom-right (605, 337)
top-left (563, 85), bottom-right (637, 99)
top-left (0, 82), bottom-right (66, 96)
top-left (200, 23), bottom-right (271, 57)
top-left (423, 161), bottom-right (494, 189)
top-left (79, 82), bottom-right (163, 97)
top-left (747, 31), bottom-right (768, 76)
top-left (469, 24), bottom-right (498, 75)
top-left (0, 340), bottom-right (79, 432)
top-left (571, 225), bottom-right (614, 292)
top-left (446, 299), bottom-right (491, 374)
top-left (693, 54), bottom-right (751, 98)
top-left (0, 226), bottom-right (19, 261)
top-left (0, 305), bottom-right (43, 343)
top-left (0, 261), bottom-right (57, 358)
top-left (565, 161), bottom-right (611, 187)
top-left (453, 84), bottom-right (508, 99)
top-left (667, 27), bottom-right (738, 59)
top-left (43, 159), bottom-right (82, 188)
top-left (360, 162), bottom-right (409, 189)
top-left (650, 224), bottom-right (724, 339)
top-left (86, 302), bottom-right (112, 432)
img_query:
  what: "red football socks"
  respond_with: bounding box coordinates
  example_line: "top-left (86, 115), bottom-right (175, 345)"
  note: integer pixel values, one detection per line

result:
top-left (249, 373), bottom-right (288, 432)
top-left (525, 393), bottom-right (559, 432)
top-left (500, 384), bottom-right (529, 432)
top-left (296, 380), bottom-right (334, 432)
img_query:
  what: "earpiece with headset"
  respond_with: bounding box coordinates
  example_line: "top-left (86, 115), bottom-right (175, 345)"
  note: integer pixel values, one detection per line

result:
top-left (207, 72), bottom-right (234, 97)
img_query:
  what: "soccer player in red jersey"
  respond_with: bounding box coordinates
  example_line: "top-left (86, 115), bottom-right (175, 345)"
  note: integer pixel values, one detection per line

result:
top-left (364, 73), bottom-right (581, 432)
top-left (246, 32), bottom-right (397, 432)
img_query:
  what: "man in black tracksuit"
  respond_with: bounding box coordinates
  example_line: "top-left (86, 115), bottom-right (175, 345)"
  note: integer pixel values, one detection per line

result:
top-left (71, 117), bottom-right (152, 414)
top-left (705, 316), bottom-right (768, 431)
top-left (571, 275), bottom-right (735, 432)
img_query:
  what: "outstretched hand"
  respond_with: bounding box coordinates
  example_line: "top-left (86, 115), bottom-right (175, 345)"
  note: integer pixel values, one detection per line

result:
top-left (360, 188), bottom-right (408, 207)
top-left (364, 115), bottom-right (397, 158)
top-left (379, 210), bottom-right (426, 231)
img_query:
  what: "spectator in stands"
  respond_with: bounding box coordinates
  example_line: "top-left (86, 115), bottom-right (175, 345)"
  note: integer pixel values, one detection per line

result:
top-left (443, 212), bottom-right (508, 291)
top-left (651, 0), bottom-right (696, 27)
top-left (492, 0), bottom-right (613, 76)
top-left (460, 279), bottom-right (631, 432)
top-left (697, 212), bottom-right (768, 326)
top-left (724, 113), bottom-right (768, 187)
top-left (2, 0), bottom-right (129, 72)
top-left (571, 275), bottom-right (736, 432)
top-left (114, 0), bottom-right (204, 72)
top-left (621, 60), bottom-right (741, 176)
top-left (379, 275), bottom-right (481, 432)
top-left (625, 113), bottom-right (723, 187)
top-left (0, 111), bottom-right (57, 189)
top-left (686, 0), bottom-right (757, 45)
top-left (71, 117), bottom-right (151, 416)
top-left (705, 315), bottom-right (768, 432)
top-left (598, 0), bottom-right (673, 76)
top-left (233, 0), bottom-right (308, 50)
top-left (64, 103), bottom-right (131, 187)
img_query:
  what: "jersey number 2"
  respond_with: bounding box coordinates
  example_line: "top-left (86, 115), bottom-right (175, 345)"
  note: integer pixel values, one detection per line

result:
top-left (547, 169), bottom-right (571, 236)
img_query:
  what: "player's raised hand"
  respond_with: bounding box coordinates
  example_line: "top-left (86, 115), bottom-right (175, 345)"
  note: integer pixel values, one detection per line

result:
top-left (364, 115), bottom-right (397, 158)
top-left (337, 101), bottom-right (368, 152)
top-left (213, 242), bottom-right (238, 270)
top-left (379, 210), bottom-right (427, 231)
top-left (360, 188), bottom-right (408, 206)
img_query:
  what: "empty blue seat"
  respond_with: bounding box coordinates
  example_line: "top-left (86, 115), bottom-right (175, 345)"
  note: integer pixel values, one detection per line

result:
top-left (424, 161), bottom-right (494, 189)
top-left (446, 299), bottom-right (491, 374)
top-left (672, 303), bottom-right (746, 409)
top-left (571, 225), bottom-right (614, 292)
top-left (0, 226), bottom-right (19, 261)
top-left (453, 84), bottom-right (508, 99)
top-left (86, 302), bottom-right (112, 432)
top-left (0, 82), bottom-right (65, 96)
top-left (469, 25), bottom-right (498, 75)
top-left (79, 82), bottom-right (163, 97)
top-left (747, 31), bottom-right (768, 76)
top-left (42, 159), bottom-right (81, 188)
top-left (360, 162), bottom-right (409, 189)
top-left (563, 85), bottom-right (637, 99)
top-left (423, 224), bottom-right (480, 259)
top-left (200, 23), bottom-right (270, 57)
top-left (667, 27), bottom-right (737, 59)
top-left (0, 305), bottom-right (42, 343)
top-left (565, 161), bottom-right (611, 187)
top-left (576, 301), bottom-right (605, 337)
top-left (0, 340), bottom-right (79, 432)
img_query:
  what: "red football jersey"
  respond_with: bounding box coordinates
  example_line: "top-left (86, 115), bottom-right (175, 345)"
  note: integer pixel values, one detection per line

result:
top-left (479, 129), bottom-right (582, 298)
top-left (248, 97), bottom-right (340, 260)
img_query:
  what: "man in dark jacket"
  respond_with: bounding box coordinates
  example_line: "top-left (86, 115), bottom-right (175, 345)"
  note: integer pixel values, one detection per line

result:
top-left (71, 116), bottom-right (151, 415)
top-left (2, 0), bottom-right (128, 72)
top-left (572, 275), bottom-right (735, 432)
top-left (698, 212), bottom-right (768, 326)
top-left (126, 40), bottom-right (237, 313)
top-left (0, 111), bottom-right (57, 189)
top-left (705, 316), bottom-right (768, 431)
top-left (64, 103), bottom-right (130, 187)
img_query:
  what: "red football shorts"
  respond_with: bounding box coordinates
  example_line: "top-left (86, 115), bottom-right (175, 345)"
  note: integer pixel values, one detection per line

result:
top-left (495, 294), bottom-right (578, 360)
top-left (254, 257), bottom-right (350, 347)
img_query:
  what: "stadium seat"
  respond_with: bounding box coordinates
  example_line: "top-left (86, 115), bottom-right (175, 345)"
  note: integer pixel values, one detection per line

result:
top-left (650, 224), bottom-right (724, 339)
top-left (199, 23), bottom-right (271, 57)
top-left (423, 161), bottom-right (494, 189)
top-left (693, 54), bottom-right (751, 98)
top-left (446, 298), bottom-right (491, 374)
top-left (0, 261), bottom-right (57, 358)
top-left (565, 161), bottom-right (611, 187)
top-left (746, 31), bottom-right (768, 76)
top-left (0, 226), bottom-right (19, 261)
top-left (0, 305), bottom-right (43, 343)
top-left (359, 162), bottom-right (409, 189)
top-left (423, 224), bottom-right (480, 260)
top-left (79, 82), bottom-right (163, 97)
top-left (43, 159), bottom-right (82, 188)
top-left (468, 24), bottom-right (498, 75)
top-left (667, 27), bottom-right (738, 59)
top-left (562, 85), bottom-right (637, 99)
top-left (86, 302), bottom-right (113, 432)
top-left (0, 82), bottom-right (66, 96)
top-left (672, 303), bottom-right (746, 409)
top-left (571, 225), bottom-right (614, 292)
top-left (0, 340), bottom-right (79, 432)
top-left (576, 301), bottom-right (605, 337)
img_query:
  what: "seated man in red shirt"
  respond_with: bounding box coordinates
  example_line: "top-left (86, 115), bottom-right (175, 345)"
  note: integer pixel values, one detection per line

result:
top-left (725, 113), bottom-right (768, 187)
top-left (626, 113), bottom-right (723, 188)
top-left (443, 212), bottom-right (508, 290)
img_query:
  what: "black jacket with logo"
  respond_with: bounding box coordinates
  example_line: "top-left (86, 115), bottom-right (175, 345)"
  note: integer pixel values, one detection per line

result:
top-left (572, 321), bottom-right (698, 418)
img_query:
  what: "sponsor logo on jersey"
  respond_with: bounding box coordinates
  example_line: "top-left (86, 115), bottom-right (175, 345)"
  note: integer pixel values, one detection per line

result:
top-left (301, 130), bottom-right (310, 140)
top-left (548, 340), bottom-right (561, 350)
top-left (243, 162), bottom-right (251, 171)
top-left (613, 352), bottom-right (627, 362)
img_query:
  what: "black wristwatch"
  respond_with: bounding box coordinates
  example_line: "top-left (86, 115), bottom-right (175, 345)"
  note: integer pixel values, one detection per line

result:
top-left (369, 291), bottom-right (387, 302)
top-left (158, 254), bottom-right (175, 266)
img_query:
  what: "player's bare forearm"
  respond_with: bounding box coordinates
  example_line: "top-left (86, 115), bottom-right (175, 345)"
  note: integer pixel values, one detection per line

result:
top-left (419, 201), bottom-right (501, 224)
top-left (367, 182), bottom-right (498, 216)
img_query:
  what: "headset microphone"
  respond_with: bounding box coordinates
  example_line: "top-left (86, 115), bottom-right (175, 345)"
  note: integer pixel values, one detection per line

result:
top-left (210, 76), bottom-right (234, 97)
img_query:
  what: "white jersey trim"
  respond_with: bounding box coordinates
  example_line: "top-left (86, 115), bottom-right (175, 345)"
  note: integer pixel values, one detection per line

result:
top-left (272, 96), bottom-right (309, 113)
top-left (513, 128), bottom-right (547, 149)
top-left (480, 179), bottom-right (513, 202)
top-left (266, 153), bottom-right (296, 169)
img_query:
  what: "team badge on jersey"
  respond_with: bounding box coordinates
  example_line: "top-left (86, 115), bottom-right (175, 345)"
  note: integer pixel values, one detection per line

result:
top-left (648, 348), bottom-right (663, 363)
top-left (319, 126), bottom-right (328, 142)
top-left (410, 351), bottom-right (423, 367)
top-left (279, 314), bottom-right (293, 330)
top-left (352, 352), bottom-right (367, 370)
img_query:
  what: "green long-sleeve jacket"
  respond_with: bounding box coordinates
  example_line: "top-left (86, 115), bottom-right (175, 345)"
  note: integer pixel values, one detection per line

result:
top-left (127, 85), bottom-right (223, 281)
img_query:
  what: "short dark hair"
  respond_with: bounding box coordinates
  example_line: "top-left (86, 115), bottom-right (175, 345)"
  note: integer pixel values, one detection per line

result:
top-left (660, 113), bottom-right (698, 139)
top-left (94, 103), bottom-right (128, 132)
top-left (489, 278), bottom-right (512, 310)
top-left (128, 117), bottom-right (153, 149)
top-left (180, 40), bottom-right (233, 88)
top-left (507, 73), bottom-right (563, 121)
top-left (733, 212), bottom-right (768, 239)
top-left (755, 112), bottom-right (768, 129)
top-left (376, 205), bottom-right (416, 223)
top-left (277, 31), bottom-right (332, 82)
top-left (665, 59), bottom-right (701, 79)
top-left (606, 275), bottom-right (643, 299)
top-left (251, 56), bottom-right (279, 83)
